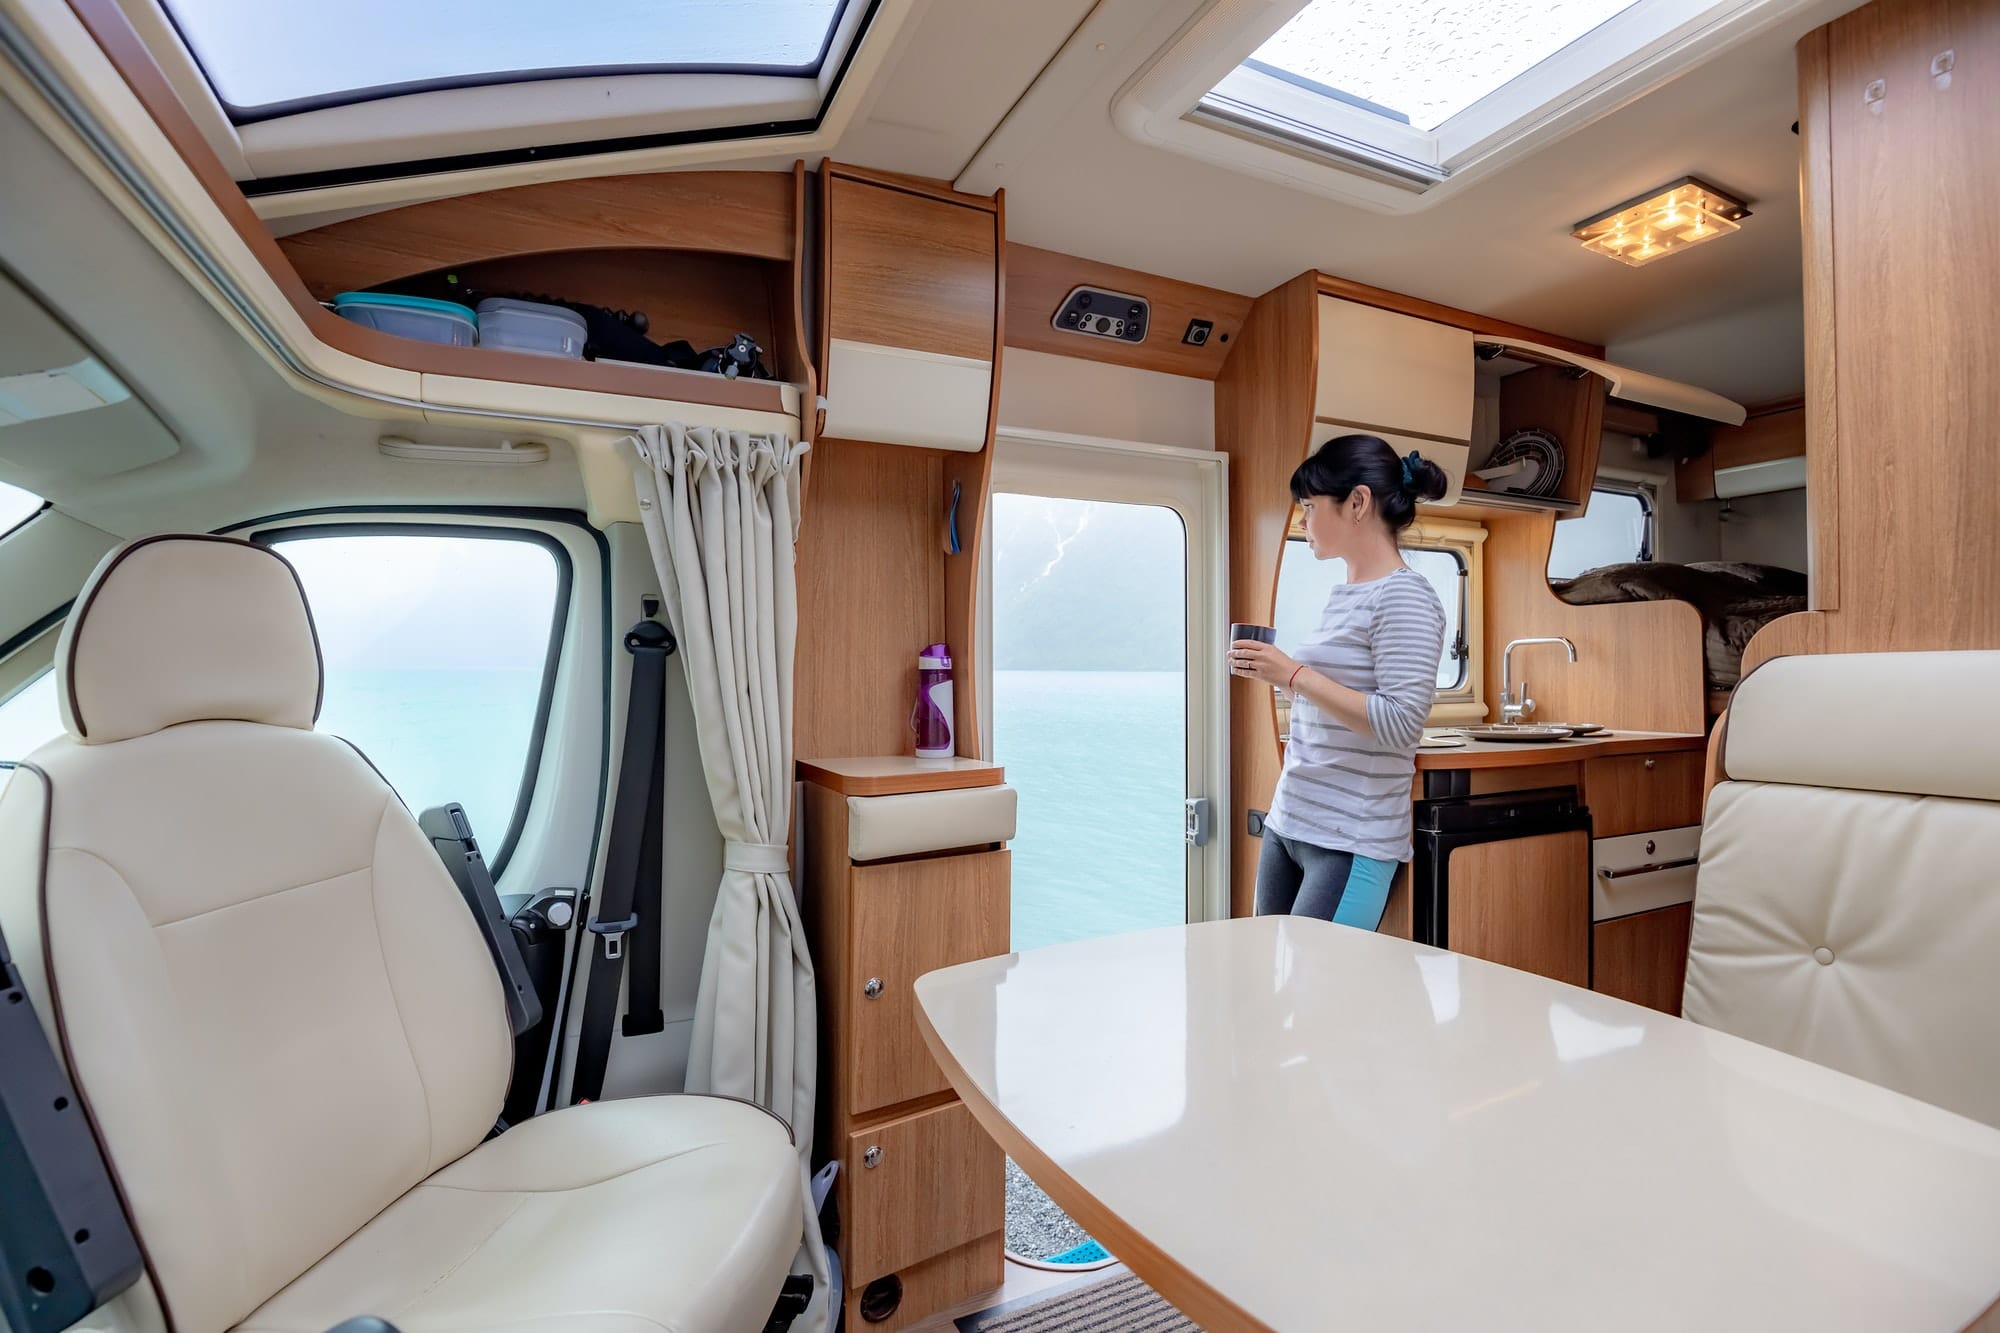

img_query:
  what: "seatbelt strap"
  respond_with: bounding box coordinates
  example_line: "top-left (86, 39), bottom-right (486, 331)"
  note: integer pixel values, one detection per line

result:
top-left (571, 609), bottom-right (674, 1104)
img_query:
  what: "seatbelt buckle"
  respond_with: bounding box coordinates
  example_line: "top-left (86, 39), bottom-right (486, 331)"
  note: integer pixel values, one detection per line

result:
top-left (587, 912), bottom-right (639, 960)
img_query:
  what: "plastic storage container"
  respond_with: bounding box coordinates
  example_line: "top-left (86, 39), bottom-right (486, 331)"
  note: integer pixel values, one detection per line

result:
top-left (476, 298), bottom-right (588, 359)
top-left (331, 292), bottom-right (477, 346)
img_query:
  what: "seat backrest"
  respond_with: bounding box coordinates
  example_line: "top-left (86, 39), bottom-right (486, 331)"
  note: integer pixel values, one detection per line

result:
top-left (0, 536), bottom-right (511, 1332)
top-left (1684, 651), bottom-right (2000, 1128)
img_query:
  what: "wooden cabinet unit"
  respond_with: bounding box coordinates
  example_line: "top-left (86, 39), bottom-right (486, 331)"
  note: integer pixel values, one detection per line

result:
top-left (1584, 749), bottom-right (1704, 1013)
top-left (1584, 753), bottom-right (1707, 839)
top-left (1446, 830), bottom-right (1592, 987)
top-left (801, 760), bottom-right (1012, 1332)
top-left (1593, 903), bottom-right (1695, 1013)
top-left (796, 165), bottom-right (1004, 765)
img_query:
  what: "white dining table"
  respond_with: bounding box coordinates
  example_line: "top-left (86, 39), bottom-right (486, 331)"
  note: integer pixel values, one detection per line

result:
top-left (914, 917), bottom-right (2000, 1332)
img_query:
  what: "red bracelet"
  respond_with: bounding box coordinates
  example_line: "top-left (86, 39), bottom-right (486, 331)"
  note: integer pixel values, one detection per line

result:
top-left (1287, 664), bottom-right (1305, 692)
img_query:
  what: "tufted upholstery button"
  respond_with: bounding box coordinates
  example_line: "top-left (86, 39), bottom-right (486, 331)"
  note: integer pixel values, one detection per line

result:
top-left (1813, 946), bottom-right (1836, 966)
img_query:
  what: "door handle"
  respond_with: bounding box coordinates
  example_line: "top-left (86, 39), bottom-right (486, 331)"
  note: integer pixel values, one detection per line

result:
top-left (1184, 797), bottom-right (1212, 848)
top-left (1598, 857), bottom-right (1699, 881)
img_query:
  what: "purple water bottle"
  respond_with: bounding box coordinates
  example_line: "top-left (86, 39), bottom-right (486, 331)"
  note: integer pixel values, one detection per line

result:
top-left (911, 642), bottom-right (955, 758)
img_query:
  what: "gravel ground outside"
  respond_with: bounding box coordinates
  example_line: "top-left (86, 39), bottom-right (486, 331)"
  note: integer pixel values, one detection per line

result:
top-left (1004, 1158), bottom-right (1094, 1260)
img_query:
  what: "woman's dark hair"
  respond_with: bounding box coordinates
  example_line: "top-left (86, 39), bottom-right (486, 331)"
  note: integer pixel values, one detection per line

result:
top-left (1289, 433), bottom-right (1449, 532)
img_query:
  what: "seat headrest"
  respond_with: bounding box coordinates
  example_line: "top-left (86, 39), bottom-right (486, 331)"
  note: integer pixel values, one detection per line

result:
top-left (58, 535), bottom-right (322, 744)
top-left (1725, 651), bottom-right (2000, 801)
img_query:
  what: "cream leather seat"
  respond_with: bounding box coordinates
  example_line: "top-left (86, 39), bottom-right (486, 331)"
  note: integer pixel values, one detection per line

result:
top-left (1684, 650), bottom-right (2000, 1129)
top-left (0, 535), bottom-right (802, 1332)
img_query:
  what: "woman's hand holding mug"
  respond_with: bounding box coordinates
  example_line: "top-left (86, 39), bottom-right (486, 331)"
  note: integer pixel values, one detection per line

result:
top-left (1228, 623), bottom-right (1297, 686)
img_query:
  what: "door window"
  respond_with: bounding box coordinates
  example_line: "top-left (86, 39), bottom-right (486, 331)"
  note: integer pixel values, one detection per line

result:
top-left (991, 494), bottom-right (1189, 953)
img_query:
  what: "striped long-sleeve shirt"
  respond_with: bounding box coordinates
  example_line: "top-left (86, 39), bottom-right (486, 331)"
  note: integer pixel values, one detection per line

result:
top-left (1265, 565), bottom-right (1446, 862)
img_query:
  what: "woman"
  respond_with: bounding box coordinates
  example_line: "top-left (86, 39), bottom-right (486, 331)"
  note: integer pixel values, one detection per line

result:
top-left (1229, 434), bottom-right (1450, 927)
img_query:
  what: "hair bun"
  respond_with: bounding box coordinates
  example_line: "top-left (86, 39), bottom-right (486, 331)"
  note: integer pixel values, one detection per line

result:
top-left (1401, 450), bottom-right (1449, 502)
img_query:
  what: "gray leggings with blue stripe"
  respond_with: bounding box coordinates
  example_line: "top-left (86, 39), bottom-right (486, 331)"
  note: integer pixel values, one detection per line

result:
top-left (1254, 830), bottom-right (1398, 929)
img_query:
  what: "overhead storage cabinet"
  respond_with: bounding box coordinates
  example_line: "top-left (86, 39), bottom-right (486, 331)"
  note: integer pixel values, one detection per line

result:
top-left (819, 168), bottom-right (1001, 452)
top-left (1315, 297), bottom-right (1474, 502)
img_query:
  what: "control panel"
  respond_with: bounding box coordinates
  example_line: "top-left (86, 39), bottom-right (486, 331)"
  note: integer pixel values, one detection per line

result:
top-left (1051, 286), bottom-right (1148, 344)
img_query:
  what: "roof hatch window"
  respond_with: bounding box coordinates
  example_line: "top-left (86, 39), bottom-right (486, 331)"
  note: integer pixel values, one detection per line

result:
top-left (1244, 0), bottom-right (1643, 132)
top-left (160, 0), bottom-right (851, 120)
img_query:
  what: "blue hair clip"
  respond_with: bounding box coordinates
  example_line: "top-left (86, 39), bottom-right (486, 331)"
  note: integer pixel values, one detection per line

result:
top-left (1400, 451), bottom-right (1423, 486)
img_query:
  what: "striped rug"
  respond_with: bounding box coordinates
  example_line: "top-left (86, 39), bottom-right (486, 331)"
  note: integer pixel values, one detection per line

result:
top-left (954, 1273), bottom-right (1201, 1332)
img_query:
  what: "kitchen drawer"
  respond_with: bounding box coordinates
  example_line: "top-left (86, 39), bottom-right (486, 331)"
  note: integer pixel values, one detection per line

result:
top-left (842, 1099), bottom-right (1004, 1284)
top-left (1585, 752), bottom-right (1704, 838)
top-left (1592, 825), bottom-right (1701, 922)
top-left (1593, 903), bottom-right (1693, 1015)
top-left (847, 850), bottom-right (1009, 1115)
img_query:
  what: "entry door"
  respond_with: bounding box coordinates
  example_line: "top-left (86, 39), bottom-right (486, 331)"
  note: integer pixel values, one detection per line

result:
top-left (984, 431), bottom-right (1229, 947)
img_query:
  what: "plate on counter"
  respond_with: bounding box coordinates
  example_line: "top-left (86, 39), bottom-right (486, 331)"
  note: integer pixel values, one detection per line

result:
top-left (1453, 725), bottom-right (1576, 743)
top-left (1418, 734), bottom-right (1468, 748)
top-left (1563, 722), bottom-right (1606, 736)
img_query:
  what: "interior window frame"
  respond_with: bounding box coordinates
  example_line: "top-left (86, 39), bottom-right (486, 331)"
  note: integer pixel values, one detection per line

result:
top-left (1278, 513), bottom-right (1488, 729)
top-left (253, 520), bottom-right (574, 878)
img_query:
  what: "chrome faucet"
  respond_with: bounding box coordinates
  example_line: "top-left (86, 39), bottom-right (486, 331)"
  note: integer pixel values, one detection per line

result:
top-left (1500, 637), bottom-right (1577, 724)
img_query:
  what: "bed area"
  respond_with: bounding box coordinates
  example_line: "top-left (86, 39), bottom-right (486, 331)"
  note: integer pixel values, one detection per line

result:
top-left (1551, 561), bottom-right (1807, 699)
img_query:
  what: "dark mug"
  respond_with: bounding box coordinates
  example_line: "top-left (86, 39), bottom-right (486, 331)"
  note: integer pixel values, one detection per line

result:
top-left (1230, 623), bottom-right (1276, 644)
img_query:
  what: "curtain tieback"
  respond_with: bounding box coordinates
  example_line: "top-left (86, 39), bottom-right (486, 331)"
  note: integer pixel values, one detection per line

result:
top-left (724, 840), bottom-right (792, 874)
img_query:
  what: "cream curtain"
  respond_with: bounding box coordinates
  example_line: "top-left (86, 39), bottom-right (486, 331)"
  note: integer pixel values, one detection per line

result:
top-left (624, 422), bottom-right (828, 1332)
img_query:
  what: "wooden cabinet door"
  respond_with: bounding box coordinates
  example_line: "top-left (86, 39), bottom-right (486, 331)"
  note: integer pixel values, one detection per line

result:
top-left (1593, 903), bottom-right (1693, 1015)
top-left (842, 1099), bottom-right (1004, 1285)
top-left (1448, 830), bottom-right (1590, 986)
top-left (847, 851), bottom-right (1010, 1115)
top-left (1586, 752), bottom-right (1705, 837)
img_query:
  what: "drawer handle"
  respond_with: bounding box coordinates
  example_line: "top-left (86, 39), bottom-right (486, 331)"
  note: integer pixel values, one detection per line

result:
top-left (1598, 856), bottom-right (1699, 881)
top-left (863, 977), bottom-right (884, 1000)
top-left (863, 1146), bottom-right (883, 1169)
top-left (1643, 757), bottom-right (1657, 770)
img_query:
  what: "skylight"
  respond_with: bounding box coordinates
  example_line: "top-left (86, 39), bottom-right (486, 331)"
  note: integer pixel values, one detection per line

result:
top-left (1247, 0), bottom-right (1643, 131)
top-left (160, 0), bottom-right (850, 119)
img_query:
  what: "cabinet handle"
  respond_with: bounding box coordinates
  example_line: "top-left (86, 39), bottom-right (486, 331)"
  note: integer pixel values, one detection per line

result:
top-left (1643, 757), bottom-right (1657, 770)
top-left (1598, 857), bottom-right (1698, 881)
top-left (863, 1146), bottom-right (883, 1169)
top-left (863, 977), bottom-right (884, 1000)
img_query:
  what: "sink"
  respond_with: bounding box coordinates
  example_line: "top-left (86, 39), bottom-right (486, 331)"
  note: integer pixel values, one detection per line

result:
top-left (1454, 725), bottom-right (1578, 743)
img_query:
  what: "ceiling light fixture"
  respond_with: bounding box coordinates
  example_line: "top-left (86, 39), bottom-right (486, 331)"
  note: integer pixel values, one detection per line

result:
top-left (1572, 176), bottom-right (1750, 267)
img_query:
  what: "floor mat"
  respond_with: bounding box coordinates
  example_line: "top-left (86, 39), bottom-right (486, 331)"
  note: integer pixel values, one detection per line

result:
top-left (954, 1272), bottom-right (1201, 1332)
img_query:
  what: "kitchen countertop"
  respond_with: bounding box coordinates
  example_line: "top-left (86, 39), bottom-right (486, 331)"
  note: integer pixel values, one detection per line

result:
top-left (1415, 728), bottom-right (1706, 769)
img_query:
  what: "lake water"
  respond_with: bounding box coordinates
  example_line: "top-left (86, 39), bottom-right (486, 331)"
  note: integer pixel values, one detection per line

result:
top-left (993, 670), bottom-right (1186, 952)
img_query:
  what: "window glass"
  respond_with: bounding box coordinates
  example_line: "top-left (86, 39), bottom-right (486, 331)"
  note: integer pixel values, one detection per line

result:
top-left (1275, 540), bottom-right (1466, 690)
top-left (163, 0), bottom-right (848, 115)
top-left (1243, 0), bottom-right (1642, 130)
top-left (271, 531), bottom-right (564, 854)
top-left (0, 480), bottom-right (45, 539)
top-left (1548, 486), bottom-right (1654, 579)
top-left (0, 670), bottom-right (62, 763)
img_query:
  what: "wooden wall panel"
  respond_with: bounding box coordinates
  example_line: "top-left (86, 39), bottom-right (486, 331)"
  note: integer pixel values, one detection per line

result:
top-left (277, 171), bottom-right (797, 294)
top-left (1215, 274), bottom-right (1320, 917)
top-left (795, 440), bottom-right (945, 760)
top-left (1483, 511), bottom-right (1707, 734)
top-left (1747, 0), bottom-right (1999, 674)
top-left (1797, 25), bottom-right (1843, 611)
top-left (1005, 244), bottom-right (1252, 379)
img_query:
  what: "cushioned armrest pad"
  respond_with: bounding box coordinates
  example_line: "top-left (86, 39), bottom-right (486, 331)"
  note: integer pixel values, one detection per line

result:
top-left (847, 785), bottom-right (1017, 861)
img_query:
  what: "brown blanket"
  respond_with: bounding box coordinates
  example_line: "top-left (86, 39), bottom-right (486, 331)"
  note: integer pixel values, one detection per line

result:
top-left (1550, 561), bottom-right (1806, 690)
